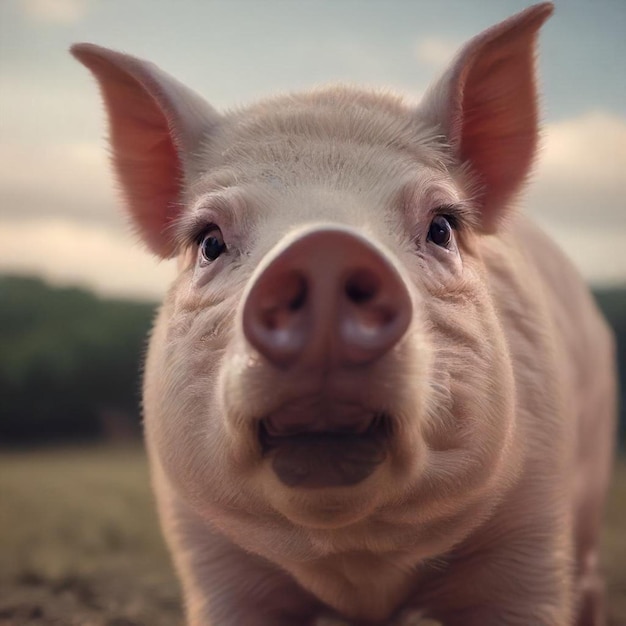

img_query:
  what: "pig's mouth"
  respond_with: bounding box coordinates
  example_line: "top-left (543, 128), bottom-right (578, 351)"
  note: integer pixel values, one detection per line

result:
top-left (258, 412), bottom-right (392, 488)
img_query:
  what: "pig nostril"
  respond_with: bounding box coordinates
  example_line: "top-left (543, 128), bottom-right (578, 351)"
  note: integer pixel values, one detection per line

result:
top-left (287, 273), bottom-right (307, 311)
top-left (345, 269), bottom-right (379, 305)
top-left (259, 271), bottom-right (308, 331)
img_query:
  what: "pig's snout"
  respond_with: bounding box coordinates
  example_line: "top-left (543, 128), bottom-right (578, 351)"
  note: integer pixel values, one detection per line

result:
top-left (242, 227), bottom-right (412, 368)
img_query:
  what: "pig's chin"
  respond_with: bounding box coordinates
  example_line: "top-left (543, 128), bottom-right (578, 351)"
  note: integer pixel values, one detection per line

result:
top-left (258, 413), bottom-right (391, 489)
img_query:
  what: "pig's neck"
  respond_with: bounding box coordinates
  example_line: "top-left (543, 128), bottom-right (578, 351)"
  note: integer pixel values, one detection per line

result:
top-left (288, 549), bottom-right (418, 623)
top-left (162, 476), bottom-right (418, 622)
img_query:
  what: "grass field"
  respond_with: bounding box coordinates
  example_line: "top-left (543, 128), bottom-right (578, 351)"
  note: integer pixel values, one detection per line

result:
top-left (0, 446), bottom-right (624, 625)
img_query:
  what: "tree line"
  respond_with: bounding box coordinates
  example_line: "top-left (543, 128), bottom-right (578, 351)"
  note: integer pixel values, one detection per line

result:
top-left (0, 275), bottom-right (153, 443)
top-left (0, 274), bottom-right (624, 446)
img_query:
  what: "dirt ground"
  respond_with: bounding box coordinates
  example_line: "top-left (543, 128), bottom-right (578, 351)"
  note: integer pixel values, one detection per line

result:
top-left (0, 446), bottom-right (624, 625)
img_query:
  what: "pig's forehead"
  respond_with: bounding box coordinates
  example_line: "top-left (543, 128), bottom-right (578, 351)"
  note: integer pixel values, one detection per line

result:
top-left (200, 86), bottom-right (449, 182)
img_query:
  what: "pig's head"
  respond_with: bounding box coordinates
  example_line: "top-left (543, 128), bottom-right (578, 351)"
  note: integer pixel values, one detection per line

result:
top-left (72, 3), bottom-right (552, 562)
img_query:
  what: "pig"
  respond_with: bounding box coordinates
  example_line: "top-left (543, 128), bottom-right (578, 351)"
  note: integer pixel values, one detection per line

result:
top-left (72, 2), bottom-right (616, 625)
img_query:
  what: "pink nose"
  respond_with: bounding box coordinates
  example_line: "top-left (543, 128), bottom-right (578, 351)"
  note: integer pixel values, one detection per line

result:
top-left (242, 227), bottom-right (412, 368)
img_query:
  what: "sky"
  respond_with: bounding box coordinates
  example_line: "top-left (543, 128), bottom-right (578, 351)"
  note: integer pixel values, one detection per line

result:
top-left (0, 0), bottom-right (625, 300)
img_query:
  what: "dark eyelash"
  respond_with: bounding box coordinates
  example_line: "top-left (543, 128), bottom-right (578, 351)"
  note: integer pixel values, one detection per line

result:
top-left (169, 191), bottom-right (235, 252)
top-left (172, 210), bottom-right (221, 250)
top-left (433, 205), bottom-right (461, 230)
top-left (193, 223), bottom-right (219, 246)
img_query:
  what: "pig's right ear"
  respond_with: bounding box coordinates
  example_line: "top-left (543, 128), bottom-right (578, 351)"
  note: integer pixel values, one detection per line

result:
top-left (71, 44), bottom-right (221, 258)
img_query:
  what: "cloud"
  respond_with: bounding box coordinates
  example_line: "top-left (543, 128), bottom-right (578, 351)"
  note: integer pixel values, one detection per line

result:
top-left (537, 111), bottom-right (626, 189)
top-left (0, 78), bottom-right (100, 144)
top-left (527, 111), bottom-right (626, 228)
top-left (543, 224), bottom-right (626, 287)
top-left (0, 141), bottom-right (118, 226)
top-left (522, 110), bottom-right (626, 285)
top-left (0, 217), bottom-right (175, 300)
top-left (20, 0), bottom-right (89, 23)
top-left (414, 37), bottom-right (459, 70)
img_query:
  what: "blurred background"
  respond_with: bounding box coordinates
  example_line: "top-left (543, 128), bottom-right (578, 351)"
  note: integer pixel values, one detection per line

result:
top-left (0, 0), bottom-right (624, 624)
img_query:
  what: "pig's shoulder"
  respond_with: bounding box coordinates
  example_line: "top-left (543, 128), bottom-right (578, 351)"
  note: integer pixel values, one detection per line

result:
top-left (483, 213), bottom-right (613, 394)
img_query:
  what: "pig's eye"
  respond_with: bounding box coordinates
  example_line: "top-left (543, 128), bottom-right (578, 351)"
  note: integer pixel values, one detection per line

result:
top-left (428, 215), bottom-right (452, 248)
top-left (198, 226), bottom-right (226, 262)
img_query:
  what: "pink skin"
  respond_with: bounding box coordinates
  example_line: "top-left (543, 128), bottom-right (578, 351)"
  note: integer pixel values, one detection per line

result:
top-left (72, 3), bottom-right (616, 625)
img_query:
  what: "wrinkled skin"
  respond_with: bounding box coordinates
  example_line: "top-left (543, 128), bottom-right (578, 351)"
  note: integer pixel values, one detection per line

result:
top-left (73, 3), bottom-right (616, 625)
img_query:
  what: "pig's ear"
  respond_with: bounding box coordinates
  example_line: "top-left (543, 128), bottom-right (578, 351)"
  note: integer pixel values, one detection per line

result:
top-left (71, 44), bottom-right (221, 257)
top-left (418, 3), bottom-right (553, 233)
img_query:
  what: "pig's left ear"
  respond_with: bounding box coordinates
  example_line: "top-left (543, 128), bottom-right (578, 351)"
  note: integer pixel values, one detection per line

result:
top-left (418, 2), bottom-right (553, 233)
top-left (71, 44), bottom-right (221, 258)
